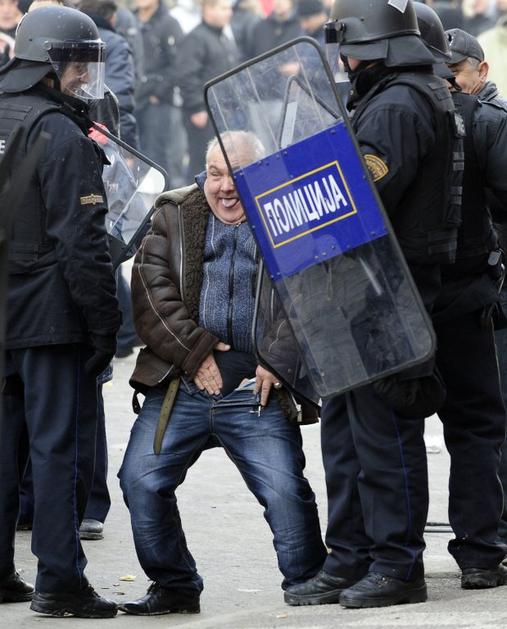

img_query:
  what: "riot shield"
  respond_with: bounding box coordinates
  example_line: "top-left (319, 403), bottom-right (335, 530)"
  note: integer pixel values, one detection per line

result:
top-left (205, 37), bottom-right (435, 399)
top-left (89, 123), bottom-right (168, 268)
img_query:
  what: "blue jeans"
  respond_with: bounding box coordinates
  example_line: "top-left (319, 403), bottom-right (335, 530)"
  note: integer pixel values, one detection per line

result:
top-left (119, 381), bottom-right (326, 593)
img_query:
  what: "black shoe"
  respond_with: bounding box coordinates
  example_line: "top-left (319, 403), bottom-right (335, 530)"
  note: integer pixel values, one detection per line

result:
top-left (461, 564), bottom-right (507, 589)
top-left (119, 582), bottom-right (200, 616)
top-left (339, 572), bottom-right (427, 608)
top-left (79, 519), bottom-right (104, 541)
top-left (0, 572), bottom-right (34, 603)
top-left (284, 570), bottom-right (356, 606)
top-left (30, 585), bottom-right (117, 618)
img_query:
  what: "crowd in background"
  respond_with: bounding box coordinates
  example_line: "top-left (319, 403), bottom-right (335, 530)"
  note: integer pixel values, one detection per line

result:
top-left (1, 0), bottom-right (506, 187)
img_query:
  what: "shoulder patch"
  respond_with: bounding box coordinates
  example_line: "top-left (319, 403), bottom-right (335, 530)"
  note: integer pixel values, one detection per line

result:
top-left (364, 154), bottom-right (389, 183)
top-left (80, 193), bottom-right (104, 206)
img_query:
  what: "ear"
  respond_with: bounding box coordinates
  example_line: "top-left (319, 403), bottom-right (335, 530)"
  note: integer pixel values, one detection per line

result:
top-left (479, 60), bottom-right (489, 81)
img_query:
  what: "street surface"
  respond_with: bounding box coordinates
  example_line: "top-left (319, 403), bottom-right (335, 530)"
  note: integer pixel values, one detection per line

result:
top-left (2, 351), bottom-right (507, 628)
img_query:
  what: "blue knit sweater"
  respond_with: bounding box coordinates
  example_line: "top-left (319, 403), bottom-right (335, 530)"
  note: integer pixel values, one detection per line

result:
top-left (198, 214), bottom-right (257, 352)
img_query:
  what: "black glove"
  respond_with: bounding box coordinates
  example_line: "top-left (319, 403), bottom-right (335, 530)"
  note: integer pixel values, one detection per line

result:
top-left (85, 333), bottom-right (117, 376)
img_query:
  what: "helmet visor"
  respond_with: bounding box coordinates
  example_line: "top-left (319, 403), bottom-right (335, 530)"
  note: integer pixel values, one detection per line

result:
top-left (46, 40), bottom-right (105, 100)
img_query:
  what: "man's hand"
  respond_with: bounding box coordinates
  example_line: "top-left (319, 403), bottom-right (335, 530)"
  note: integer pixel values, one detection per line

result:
top-left (254, 365), bottom-right (281, 407)
top-left (149, 95), bottom-right (161, 105)
top-left (191, 111), bottom-right (208, 128)
top-left (194, 341), bottom-right (230, 395)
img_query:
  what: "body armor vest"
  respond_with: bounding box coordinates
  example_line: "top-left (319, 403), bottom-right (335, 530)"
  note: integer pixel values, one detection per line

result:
top-left (0, 91), bottom-right (62, 273)
top-left (353, 72), bottom-right (464, 265)
top-left (451, 91), bottom-right (497, 262)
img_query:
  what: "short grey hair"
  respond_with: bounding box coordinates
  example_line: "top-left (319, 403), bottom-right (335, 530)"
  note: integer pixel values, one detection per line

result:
top-left (205, 130), bottom-right (265, 166)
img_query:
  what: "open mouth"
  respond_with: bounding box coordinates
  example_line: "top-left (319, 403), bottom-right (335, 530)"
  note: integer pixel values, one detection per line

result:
top-left (219, 197), bottom-right (240, 210)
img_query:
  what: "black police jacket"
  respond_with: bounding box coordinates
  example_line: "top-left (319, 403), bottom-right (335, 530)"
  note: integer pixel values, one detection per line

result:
top-left (351, 69), bottom-right (459, 262)
top-left (0, 87), bottom-right (121, 349)
top-left (349, 67), bottom-right (460, 309)
top-left (434, 90), bottom-right (507, 321)
top-left (176, 22), bottom-right (240, 115)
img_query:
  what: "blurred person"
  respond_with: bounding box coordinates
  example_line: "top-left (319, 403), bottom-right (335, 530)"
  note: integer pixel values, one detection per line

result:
top-left (176, 0), bottom-right (239, 179)
top-left (0, 0), bottom-right (23, 65)
top-left (478, 1), bottom-right (507, 95)
top-left (134, 0), bottom-right (183, 183)
top-left (79, 0), bottom-right (138, 148)
top-left (249, 0), bottom-right (302, 57)
top-left (0, 6), bottom-right (120, 617)
top-left (296, 0), bottom-right (327, 47)
top-left (231, 0), bottom-right (262, 60)
top-left (463, 0), bottom-right (496, 35)
top-left (114, 3), bottom-right (145, 85)
top-left (431, 1), bottom-right (465, 29)
top-left (169, 0), bottom-right (200, 33)
top-left (118, 131), bottom-right (327, 616)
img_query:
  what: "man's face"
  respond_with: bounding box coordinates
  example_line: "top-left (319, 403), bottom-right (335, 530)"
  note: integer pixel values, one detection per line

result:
top-left (203, 0), bottom-right (232, 29)
top-left (59, 61), bottom-right (89, 97)
top-left (449, 58), bottom-right (488, 94)
top-left (0, 0), bottom-right (22, 30)
top-left (204, 145), bottom-right (247, 225)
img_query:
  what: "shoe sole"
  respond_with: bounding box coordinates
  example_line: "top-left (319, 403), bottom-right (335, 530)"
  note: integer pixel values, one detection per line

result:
top-left (79, 532), bottom-right (104, 541)
top-left (284, 589), bottom-right (344, 606)
top-left (340, 585), bottom-right (427, 608)
top-left (30, 601), bottom-right (117, 618)
top-left (118, 605), bottom-right (200, 616)
top-left (462, 574), bottom-right (507, 589)
top-left (0, 591), bottom-right (33, 603)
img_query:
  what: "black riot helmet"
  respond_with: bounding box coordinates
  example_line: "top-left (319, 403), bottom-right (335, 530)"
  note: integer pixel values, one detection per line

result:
top-left (0, 6), bottom-right (105, 99)
top-left (325, 0), bottom-right (434, 68)
top-left (413, 2), bottom-right (451, 63)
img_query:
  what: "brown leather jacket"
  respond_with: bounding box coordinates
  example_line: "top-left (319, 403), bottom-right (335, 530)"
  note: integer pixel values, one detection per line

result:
top-left (130, 184), bottom-right (219, 391)
top-left (130, 183), bottom-right (319, 423)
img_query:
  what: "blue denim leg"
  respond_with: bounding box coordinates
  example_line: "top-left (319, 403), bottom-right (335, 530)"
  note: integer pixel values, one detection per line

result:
top-left (212, 390), bottom-right (327, 589)
top-left (118, 384), bottom-right (211, 594)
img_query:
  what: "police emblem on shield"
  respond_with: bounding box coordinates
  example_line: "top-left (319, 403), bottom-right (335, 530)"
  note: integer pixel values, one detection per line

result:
top-left (205, 37), bottom-right (435, 399)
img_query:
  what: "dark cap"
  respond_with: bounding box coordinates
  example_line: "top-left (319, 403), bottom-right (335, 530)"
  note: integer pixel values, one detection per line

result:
top-left (446, 28), bottom-right (484, 64)
top-left (297, 0), bottom-right (325, 18)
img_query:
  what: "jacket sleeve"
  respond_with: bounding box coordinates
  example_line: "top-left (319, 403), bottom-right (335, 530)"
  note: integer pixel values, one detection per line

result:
top-left (354, 100), bottom-right (434, 215)
top-left (176, 30), bottom-right (208, 114)
top-left (37, 118), bottom-right (121, 336)
top-left (131, 205), bottom-right (220, 376)
top-left (474, 103), bottom-right (507, 212)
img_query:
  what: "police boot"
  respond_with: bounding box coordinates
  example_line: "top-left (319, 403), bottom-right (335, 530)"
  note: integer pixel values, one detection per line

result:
top-left (30, 584), bottom-right (117, 618)
top-left (0, 572), bottom-right (34, 603)
top-left (339, 572), bottom-right (427, 608)
top-left (284, 570), bottom-right (356, 606)
top-left (461, 564), bottom-right (507, 589)
top-left (118, 582), bottom-right (200, 616)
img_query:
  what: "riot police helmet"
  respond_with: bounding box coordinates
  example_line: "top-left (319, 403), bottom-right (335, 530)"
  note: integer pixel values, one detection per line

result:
top-left (325, 0), bottom-right (434, 68)
top-left (413, 2), bottom-right (451, 63)
top-left (0, 6), bottom-right (105, 99)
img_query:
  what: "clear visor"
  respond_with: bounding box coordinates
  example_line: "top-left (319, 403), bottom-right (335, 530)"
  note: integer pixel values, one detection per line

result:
top-left (324, 22), bottom-right (347, 82)
top-left (45, 40), bottom-right (105, 101)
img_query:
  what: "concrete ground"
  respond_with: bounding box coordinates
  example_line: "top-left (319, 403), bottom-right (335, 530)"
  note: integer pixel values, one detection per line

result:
top-left (2, 351), bottom-right (507, 629)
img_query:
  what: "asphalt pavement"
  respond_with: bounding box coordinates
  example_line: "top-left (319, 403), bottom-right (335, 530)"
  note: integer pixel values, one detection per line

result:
top-left (2, 351), bottom-right (507, 629)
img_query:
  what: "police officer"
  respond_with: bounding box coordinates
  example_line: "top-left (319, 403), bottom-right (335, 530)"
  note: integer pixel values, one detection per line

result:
top-left (0, 6), bottom-right (121, 618)
top-left (284, 0), bottom-right (459, 608)
top-left (416, 2), bottom-right (507, 589)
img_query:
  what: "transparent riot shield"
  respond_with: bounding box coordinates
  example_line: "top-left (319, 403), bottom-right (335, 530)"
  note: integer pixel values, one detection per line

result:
top-left (205, 37), bottom-right (435, 399)
top-left (89, 123), bottom-right (169, 268)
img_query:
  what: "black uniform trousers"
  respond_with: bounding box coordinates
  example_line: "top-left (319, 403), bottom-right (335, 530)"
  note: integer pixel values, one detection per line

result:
top-left (0, 344), bottom-right (98, 593)
top-left (321, 388), bottom-right (428, 582)
top-left (435, 311), bottom-right (507, 569)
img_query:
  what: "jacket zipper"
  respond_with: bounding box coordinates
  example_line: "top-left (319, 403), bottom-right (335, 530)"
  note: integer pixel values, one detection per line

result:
top-left (177, 203), bottom-right (185, 302)
top-left (227, 225), bottom-right (240, 345)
